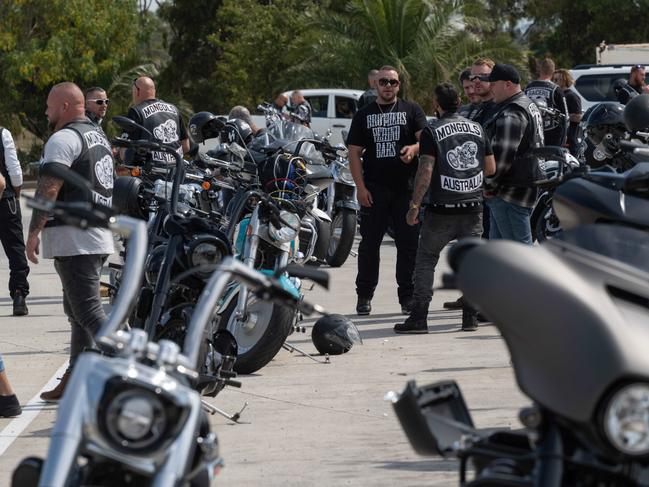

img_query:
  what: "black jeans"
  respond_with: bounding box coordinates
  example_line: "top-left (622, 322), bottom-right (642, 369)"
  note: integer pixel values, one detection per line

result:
top-left (356, 183), bottom-right (420, 304)
top-left (54, 254), bottom-right (108, 367)
top-left (0, 197), bottom-right (29, 298)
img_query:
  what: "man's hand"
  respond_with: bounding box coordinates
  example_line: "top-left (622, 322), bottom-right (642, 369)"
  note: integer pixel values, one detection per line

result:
top-left (357, 185), bottom-right (373, 207)
top-left (400, 144), bottom-right (418, 164)
top-left (26, 234), bottom-right (40, 264)
top-left (406, 207), bottom-right (419, 226)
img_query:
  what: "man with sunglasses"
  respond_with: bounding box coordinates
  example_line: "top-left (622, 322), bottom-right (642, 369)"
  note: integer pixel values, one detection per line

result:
top-left (469, 57), bottom-right (496, 126)
top-left (458, 68), bottom-right (481, 119)
top-left (84, 87), bottom-right (109, 128)
top-left (347, 65), bottom-right (427, 316)
top-left (122, 77), bottom-right (189, 165)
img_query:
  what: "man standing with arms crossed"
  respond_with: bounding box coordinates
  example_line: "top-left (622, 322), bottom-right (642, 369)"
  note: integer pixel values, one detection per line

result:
top-left (347, 65), bottom-right (427, 316)
top-left (26, 82), bottom-right (115, 401)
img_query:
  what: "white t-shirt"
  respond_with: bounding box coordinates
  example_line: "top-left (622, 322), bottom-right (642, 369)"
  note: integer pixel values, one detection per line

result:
top-left (1, 128), bottom-right (23, 187)
top-left (41, 128), bottom-right (115, 259)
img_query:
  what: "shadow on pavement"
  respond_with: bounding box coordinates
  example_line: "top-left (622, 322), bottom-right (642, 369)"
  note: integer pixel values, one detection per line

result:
top-left (375, 459), bottom-right (457, 472)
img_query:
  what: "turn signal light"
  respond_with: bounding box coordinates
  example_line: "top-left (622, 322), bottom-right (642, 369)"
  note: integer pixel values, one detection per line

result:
top-left (131, 167), bottom-right (141, 177)
top-left (201, 181), bottom-right (211, 190)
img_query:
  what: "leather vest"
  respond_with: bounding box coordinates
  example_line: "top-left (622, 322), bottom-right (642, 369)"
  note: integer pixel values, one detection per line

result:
top-left (46, 120), bottom-right (114, 227)
top-left (426, 113), bottom-right (487, 206)
top-left (131, 99), bottom-right (183, 164)
top-left (524, 80), bottom-right (565, 131)
top-left (483, 92), bottom-right (545, 187)
top-left (0, 127), bottom-right (15, 199)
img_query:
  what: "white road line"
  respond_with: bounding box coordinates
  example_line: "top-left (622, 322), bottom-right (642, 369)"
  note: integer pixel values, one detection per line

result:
top-left (0, 361), bottom-right (69, 456)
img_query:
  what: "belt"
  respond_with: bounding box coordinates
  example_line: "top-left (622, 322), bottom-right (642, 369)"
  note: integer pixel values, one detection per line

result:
top-left (431, 201), bottom-right (481, 209)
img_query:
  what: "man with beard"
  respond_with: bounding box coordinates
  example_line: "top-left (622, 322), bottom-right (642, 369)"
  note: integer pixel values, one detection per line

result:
top-left (26, 82), bottom-right (115, 402)
top-left (469, 57), bottom-right (496, 126)
top-left (84, 86), bottom-right (109, 129)
top-left (458, 68), bottom-right (481, 119)
top-left (347, 65), bottom-right (427, 316)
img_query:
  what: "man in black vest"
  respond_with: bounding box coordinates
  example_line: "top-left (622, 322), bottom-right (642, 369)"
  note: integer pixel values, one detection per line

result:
top-left (348, 65), bottom-right (428, 316)
top-left (0, 126), bottom-right (29, 316)
top-left (84, 86), bottom-right (109, 128)
top-left (394, 83), bottom-right (495, 334)
top-left (481, 64), bottom-right (544, 244)
top-left (524, 58), bottom-right (568, 147)
top-left (358, 69), bottom-right (379, 110)
top-left (122, 77), bottom-right (189, 165)
top-left (26, 82), bottom-right (115, 401)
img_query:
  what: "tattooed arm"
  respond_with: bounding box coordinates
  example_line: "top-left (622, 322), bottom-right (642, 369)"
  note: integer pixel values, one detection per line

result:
top-left (26, 174), bottom-right (64, 264)
top-left (406, 154), bottom-right (435, 226)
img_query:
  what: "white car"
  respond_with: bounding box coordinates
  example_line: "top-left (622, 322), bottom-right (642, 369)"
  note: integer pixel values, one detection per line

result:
top-left (252, 88), bottom-right (365, 146)
top-left (569, 64), bottom-right (649, 111)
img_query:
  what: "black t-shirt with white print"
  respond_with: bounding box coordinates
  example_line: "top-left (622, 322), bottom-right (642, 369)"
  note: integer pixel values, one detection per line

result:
top-left (347, 99), bottom-right (427, 191)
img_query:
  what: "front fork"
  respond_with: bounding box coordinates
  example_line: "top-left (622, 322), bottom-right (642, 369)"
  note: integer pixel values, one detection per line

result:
top-left (233, 208), bottom-right (261, 324)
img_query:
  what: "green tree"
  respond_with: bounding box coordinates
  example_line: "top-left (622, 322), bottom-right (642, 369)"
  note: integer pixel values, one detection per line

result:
top-left (294, 0), bottom-right (526, 111)
top-left (525, 0), bottom-right (649, 68)
top-left (0, 0), bottom-right (145, 143)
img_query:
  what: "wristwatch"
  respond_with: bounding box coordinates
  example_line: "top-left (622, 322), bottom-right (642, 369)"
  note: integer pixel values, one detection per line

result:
top-left (409, 202), bottom-right (420, 210)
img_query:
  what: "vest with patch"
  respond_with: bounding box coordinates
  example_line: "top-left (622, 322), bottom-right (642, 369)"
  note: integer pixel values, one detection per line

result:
top-left (131, 99), bottom-right (182, 164)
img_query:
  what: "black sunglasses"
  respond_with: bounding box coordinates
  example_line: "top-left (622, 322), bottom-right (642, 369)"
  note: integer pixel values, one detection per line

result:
top-left (88, 99), bottom-right (110, 106)
top-left (470, 75), bottom-right (490, 82)
top-left (133, 78), bottom-right (140, 91)
top-left (378, 78), bottom-right (400, 87)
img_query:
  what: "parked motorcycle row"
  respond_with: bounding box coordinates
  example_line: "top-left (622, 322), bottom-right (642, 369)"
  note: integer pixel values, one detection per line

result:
top-left (390, 95), bottom-right (649, 485)
top-left (10, 104), bottom-right (362, 486)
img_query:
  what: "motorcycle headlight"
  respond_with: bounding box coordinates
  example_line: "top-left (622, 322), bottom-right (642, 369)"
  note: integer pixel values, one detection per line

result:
top-left (335, 161), bottom-right (355, 185)
top-left (604, 383), bottom-right (649, 456)
top-left (268, 211), bottom-right (300, 243)
top-left (189, 239), bottom-right (224, 277)
top-left (105, 389), bottom-right (167, 451)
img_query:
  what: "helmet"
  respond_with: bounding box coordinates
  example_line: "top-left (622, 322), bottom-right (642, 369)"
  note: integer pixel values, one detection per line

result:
top-left (257, 152), bottom-right (307, 200)
top-left (220, 119), bottom-right (253, 146)
top-left (188, 111), bottom-right (223, 143)
top-left (583, 102), bottom-right (627, 159)
top-left (311, 314), bottom-right (362, 355)
top-left (613, 78), bottom-right (638, 105)
top-left (624, 94), bottom-right (649, 132)
top-left (112, 176), bottom-right (148, 219)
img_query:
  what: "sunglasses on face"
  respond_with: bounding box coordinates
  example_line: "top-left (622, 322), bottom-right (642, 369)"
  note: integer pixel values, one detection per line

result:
top-left (469, 75), bottom-right (490, 82)
top-left (378, 78), bottom-right (400, 87)
top-left (88, 99), bottom-right (109, 106)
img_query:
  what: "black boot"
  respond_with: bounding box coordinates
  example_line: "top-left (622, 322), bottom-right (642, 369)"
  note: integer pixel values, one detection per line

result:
top-left (13, 291), bottom-right (28, 316)
top-left (356, 297), bottom-right (371, 316)
top-left (394, 302), bottom-right (429, 334)
top-left (461, 306), bottom-right (478, 332)
top-left (443, 296), bottom-right (464, 310)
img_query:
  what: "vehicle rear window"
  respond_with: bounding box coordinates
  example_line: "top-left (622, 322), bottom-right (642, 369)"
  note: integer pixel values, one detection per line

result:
top-left (304, 96), bottom-right (328, 118)
top-left (574, 73), bottom-right (649, 101)
top-left (334, 96), bottom-right (357, 119)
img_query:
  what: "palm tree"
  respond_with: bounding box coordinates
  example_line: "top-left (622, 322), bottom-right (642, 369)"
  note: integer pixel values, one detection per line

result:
top-left (290, 0), bottom-right (526, 111)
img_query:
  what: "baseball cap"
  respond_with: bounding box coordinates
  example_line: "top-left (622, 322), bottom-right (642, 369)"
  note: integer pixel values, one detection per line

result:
top-left (480, 64), bottom-right (521, 84)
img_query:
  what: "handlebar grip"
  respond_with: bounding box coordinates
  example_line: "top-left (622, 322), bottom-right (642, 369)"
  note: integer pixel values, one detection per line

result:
top-left (224, 379), bottom-right (242, 388)
top-left (620, 140), bottom-right (649, 153)
top-left (219, 369), bottom-right (237, 379)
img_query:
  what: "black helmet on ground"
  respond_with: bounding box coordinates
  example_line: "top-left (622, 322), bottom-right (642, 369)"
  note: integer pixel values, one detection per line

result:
top-left (624, 94), bottom-right (649, 133)
top-left (311, 314), bottom-right (362, 355)
top-left (583, 102), bottom-right (627, 159)
top-left (188, 111), bottom-right (224, 144)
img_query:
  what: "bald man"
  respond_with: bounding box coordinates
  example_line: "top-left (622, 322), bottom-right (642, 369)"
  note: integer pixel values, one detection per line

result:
top-left (122, 76), bottom-right (189, 164)
top-left (27, 82), bottom-right (115, 402)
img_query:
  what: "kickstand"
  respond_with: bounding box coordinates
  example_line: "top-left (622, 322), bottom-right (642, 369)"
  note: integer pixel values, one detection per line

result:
top-left (283, 341), bottom-right (330, 364)
top-left (202, 400), bottom-right (248, 423)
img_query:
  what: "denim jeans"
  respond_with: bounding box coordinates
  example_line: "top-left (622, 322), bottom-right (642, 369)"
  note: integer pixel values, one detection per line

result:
top-left (413, 211), bottom-right (483, 304)
top-left (54, 254), bottom-right (108, 367)
top-left (486, 197), bottom-right (533, 245)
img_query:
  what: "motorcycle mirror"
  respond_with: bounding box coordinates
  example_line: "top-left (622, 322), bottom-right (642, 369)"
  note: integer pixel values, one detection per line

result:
top-left (280, 264), bottom-right (329, 289)
top-left (40, 163), bottom-right (93, 202)
top-left (112, 116), bottom-right (154, 139)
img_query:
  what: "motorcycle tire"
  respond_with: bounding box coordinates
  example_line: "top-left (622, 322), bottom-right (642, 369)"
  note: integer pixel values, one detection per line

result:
top-left (219, 293), bottom-right (294, 374)
top-left (306, 215), bottom-right (331, 267)
top-left (531, 193), bottom-right (562, 242)
top-left (325, 209), bottom-right (356, 268)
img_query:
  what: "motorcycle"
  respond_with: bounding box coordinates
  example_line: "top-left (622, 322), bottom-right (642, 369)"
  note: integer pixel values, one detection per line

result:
top-left (111, 116), bottom-right (233, 396)
top-left (389, 160), bottom-right (649, 486)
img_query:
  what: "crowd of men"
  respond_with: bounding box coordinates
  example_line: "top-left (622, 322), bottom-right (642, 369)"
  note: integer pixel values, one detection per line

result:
top-left (347, 58), bottom-right (580, 334)
top-left (0, 56), bottom-right (624, 417)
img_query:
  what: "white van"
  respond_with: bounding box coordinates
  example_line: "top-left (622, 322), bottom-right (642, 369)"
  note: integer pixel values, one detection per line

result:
top-left (569, 65), bottom-right (649, 111)
top-left (252, 88), bottom-right (365, 146)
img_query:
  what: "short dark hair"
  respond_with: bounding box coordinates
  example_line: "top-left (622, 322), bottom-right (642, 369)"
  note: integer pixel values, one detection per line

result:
top-left (85, 86), bottom-right (106, 98)
top-left (379, 65), bottom-right (399, 75)
top-left (434, 82), bottom-right (460, 112)
top-left (459, 68), bottom-right (472, 84)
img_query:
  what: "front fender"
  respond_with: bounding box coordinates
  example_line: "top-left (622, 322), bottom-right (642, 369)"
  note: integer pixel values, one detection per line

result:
top-left (335, 199), bottom-right (359, 211)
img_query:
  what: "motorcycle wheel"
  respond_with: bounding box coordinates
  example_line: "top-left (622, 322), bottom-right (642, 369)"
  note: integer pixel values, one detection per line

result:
top-left (306, 215), bottom-right (331, 267)
top-left (531, 193), bottom-right (562, 242)
top-left (220, 293), bottom-right (294, 374)
top-left (325, 209), bottom-right (356, 268)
